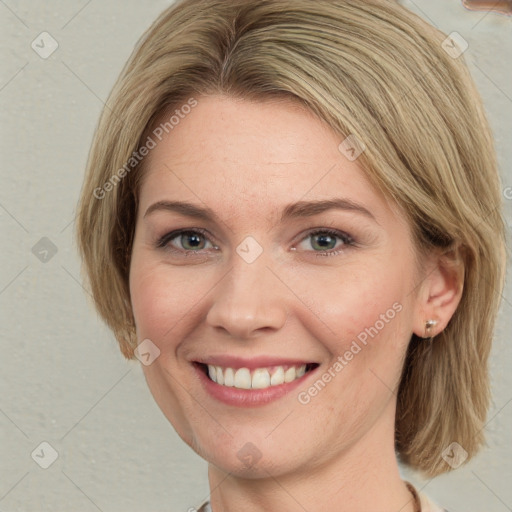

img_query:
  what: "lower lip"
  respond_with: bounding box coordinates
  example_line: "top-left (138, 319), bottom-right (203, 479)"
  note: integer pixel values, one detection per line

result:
top-left (194, 364), bottom-right (317, 407)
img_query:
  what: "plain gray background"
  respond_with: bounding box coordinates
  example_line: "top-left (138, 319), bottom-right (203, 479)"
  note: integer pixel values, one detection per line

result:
top-left (1, 1), bottom-right (511, 511)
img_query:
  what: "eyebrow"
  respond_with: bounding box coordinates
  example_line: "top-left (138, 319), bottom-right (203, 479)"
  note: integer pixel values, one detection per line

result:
top-left (144, 198), bottom-right (377, 223)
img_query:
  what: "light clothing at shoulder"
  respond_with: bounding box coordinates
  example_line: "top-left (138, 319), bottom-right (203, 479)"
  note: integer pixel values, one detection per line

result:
top-left (418, 488), bottom-right (448, 512)
top-left (196, 502), bottom-right (211, 512)
top-left (195, 484), bottom-right (448, 512)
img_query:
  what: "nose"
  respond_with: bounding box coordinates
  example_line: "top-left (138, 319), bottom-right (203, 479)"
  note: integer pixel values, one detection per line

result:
top-left (205, 249), bottom-right (288, 339)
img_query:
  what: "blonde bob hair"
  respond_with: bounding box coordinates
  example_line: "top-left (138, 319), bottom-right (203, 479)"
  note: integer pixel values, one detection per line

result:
top-left (76, 0), bottom-right (507, 477)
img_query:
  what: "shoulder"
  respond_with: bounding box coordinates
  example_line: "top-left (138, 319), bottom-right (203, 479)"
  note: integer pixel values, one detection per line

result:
top-left (195, 494), bottom-right (450, 512)
top-left (196, 501), bottom-right (211, 512)
top-left (418, 489), bottom-right (449, 512)
top-left (405, 481), bottom-right (449, 512)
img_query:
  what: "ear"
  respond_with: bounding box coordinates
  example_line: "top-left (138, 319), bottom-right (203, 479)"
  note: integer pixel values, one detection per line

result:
top-left (413, 243), bottom-right (465, 339)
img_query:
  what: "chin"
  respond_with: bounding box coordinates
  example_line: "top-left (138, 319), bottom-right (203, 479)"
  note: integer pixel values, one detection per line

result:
top-left (189, 428), bottom-right (309, 479)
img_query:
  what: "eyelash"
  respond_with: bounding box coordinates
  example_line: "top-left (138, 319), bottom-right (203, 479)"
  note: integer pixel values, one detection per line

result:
top-left (156, 227), bottom-right (356, 258)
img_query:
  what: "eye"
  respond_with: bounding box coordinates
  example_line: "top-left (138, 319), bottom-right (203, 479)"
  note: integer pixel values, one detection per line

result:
top-left (156, 228), bottom-right (217, 253)
top-left (295, 228), bottom-right (355, 257)
top-left (156, 227), bottom-right (356, 258)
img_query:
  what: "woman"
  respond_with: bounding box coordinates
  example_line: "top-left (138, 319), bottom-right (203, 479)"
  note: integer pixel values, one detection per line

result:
top-left (76, 0), bottom-right (507, 510)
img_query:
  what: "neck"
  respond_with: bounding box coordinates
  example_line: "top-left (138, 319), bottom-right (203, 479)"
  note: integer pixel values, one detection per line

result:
top-left (207, 411), bottom-right (416, 512)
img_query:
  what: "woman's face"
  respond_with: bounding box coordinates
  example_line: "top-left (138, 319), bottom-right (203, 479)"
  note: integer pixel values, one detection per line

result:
top-left (129, 95), bottom-right (426, 478)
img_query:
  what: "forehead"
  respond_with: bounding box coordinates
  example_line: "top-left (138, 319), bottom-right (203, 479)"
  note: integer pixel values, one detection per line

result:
top-left (137, 95), bottom-right (399, 225)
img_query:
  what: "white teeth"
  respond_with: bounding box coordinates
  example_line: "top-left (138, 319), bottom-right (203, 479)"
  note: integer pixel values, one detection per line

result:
top-left (296, 365), bottom-right (306, 378)
top-left (216, 366), bottom-right (224, 385)
top-left (205, 364), bottom-right (310, 390)
top-left (270, 366), bottom-right (285, 386)
top-left (234, 368), bottom-right (251, 389)
top-left (284, 367), bottom-right (296, 383)
top-left (224, 367), bottom-right (235, 387)
top-left (251, 369), bottom-right (271, 389)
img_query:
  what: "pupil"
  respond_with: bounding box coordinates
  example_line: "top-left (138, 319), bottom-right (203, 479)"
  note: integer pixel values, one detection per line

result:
top-left (184, 233), bottom-right (203, 250)
top-left (315, 234), bottom-right (335, 250)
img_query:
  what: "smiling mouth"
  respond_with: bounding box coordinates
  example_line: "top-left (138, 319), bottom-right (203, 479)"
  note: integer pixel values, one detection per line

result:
top-left (196, 362), bottom-right (319, 390)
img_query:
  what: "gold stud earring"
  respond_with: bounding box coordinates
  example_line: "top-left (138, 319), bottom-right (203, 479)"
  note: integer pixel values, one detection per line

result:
top-left (424, 319), bottom-right (439, 340)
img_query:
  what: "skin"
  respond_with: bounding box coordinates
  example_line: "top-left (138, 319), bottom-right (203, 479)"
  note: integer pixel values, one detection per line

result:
top-left (129, 95), bottom-right (463, 512)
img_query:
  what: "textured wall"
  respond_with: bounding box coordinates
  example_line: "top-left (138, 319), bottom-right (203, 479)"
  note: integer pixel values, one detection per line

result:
top-left (1, 1), bottom-right (510, 511)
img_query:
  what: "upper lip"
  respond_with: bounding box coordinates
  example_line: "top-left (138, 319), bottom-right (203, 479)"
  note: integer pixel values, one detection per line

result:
top-left (192, 356), bottom-right (318, 370)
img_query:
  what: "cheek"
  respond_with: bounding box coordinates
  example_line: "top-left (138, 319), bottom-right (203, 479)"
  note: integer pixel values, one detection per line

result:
top-left (130, 268), bottom-right (167, 340)
top-left (295, 259), bottom-right (411, 351)
top-left (129, 257), bottom-right (211, 343)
